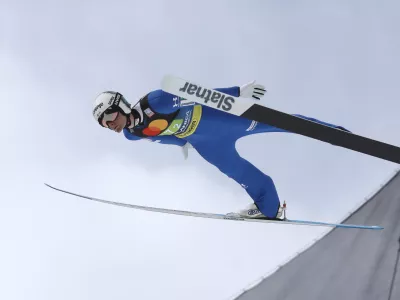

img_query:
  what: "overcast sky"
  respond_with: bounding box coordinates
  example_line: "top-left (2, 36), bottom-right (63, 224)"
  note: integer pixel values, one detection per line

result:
top-left (1, 1), bottom-right (400, 299)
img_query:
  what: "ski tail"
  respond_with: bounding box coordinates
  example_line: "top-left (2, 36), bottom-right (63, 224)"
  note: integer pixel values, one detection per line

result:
top-left (286, 219), bottom-right (383, 230)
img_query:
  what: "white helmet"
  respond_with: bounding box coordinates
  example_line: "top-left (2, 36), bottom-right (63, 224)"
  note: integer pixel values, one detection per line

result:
top-left (92, 91), bottom-right (132, 127)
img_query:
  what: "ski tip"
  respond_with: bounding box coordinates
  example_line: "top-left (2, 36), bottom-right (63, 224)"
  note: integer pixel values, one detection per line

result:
top-left (161, 74), bottom-right (175, 83)
top-left (44, 183), bottom-right (57, 190)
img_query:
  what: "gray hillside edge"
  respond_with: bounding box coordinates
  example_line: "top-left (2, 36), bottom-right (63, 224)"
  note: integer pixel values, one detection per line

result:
top-left (231, 168), bottom-right (400, 300)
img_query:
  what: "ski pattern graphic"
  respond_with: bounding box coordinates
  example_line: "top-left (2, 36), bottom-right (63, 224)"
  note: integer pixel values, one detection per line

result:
top-left (161, 75), bottom-right (400, 164)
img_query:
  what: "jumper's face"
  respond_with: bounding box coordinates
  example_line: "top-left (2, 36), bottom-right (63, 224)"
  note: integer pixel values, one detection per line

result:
top-left (104, 112), bottom-right (127, 133)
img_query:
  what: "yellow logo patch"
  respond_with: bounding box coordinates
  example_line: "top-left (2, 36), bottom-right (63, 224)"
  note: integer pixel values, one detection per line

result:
top-left (175, 105), bottom-right (202, 138)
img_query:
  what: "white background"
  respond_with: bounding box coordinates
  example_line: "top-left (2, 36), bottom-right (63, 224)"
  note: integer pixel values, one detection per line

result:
top-left (1, 1), bottom-right (399, 299)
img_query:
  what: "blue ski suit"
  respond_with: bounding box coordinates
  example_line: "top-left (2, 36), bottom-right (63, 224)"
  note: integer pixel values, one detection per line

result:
top-left (124, 86), bottom-right (349, 218)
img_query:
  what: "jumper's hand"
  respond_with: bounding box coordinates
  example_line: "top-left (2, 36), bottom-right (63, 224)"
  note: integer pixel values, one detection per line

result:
top-left (240, 80), bottom-right (267, 101)
top-left (182, 142), bottom-right (193, 160)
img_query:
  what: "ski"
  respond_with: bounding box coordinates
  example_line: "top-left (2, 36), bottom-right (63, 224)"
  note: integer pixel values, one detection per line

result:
top-left (45, 183), bottom-right (383, 230)
top-left (161, 75), bottom-right (400, 164)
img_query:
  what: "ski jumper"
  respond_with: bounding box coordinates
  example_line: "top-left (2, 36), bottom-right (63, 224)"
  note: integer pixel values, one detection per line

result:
top-left (124, 87), bottom-right (349, 218)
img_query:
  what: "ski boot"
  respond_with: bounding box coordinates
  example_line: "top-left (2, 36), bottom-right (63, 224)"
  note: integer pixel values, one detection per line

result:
top-left (227, 201), bottom-right (287, 220)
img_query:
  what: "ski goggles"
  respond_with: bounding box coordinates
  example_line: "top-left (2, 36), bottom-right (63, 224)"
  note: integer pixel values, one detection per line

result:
top-left (100, 110), bottom-right (119, 128)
